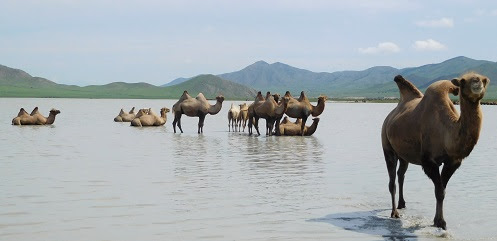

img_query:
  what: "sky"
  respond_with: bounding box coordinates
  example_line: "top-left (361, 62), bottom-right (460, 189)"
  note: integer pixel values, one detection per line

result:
top-left (1, 0), bottom-right (496, 86)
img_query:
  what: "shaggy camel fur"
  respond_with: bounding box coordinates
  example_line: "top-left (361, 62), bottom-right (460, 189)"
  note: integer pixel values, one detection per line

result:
top-left (254, 92), bottom-right (289, 136)
top-left (172, 91), bottom-right (225, 133)
top-left (12, 108), bottom-right (61, 125)
top-left (114, 107), bottom-right (136, 122)
top-left (284, 91), bottom-right (327, 136)
top-left (247, 91), bottom-right (265, 135)
top-left (131, 107), bottom-right (169, 127)
top-left (279, 117), bottom-right (320, 136)
top-left (381, 72), bottom-right (490, 230)
top-left (238, 103), bottom-right (249, 132)
top-left (228, 103), bottom-right (241, 132)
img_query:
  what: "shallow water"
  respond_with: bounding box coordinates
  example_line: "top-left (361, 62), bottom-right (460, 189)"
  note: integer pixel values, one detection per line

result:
top-left (1, 98), bottom-right (496, 240)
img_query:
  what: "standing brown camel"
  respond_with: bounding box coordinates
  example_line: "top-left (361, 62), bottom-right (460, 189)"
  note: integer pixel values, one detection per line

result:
top-left (254, 92), bottom-right (289, 136)
top-left (284, 91), bottom-right (327, 136)
top-left (238, 103), bottom-right (249, 132)
top-left (228, 103), bottom-right (241, 132)
top-left (12, 108), bottom-right (61, 125)
top-left (247, 91), bottom-right (265, 135)
top-left (381, 73), bottom-right (489, 230)
top-left (130, 107), bottom-right (169, 127)
top-left (172, 91), bottom-right (225, 133)
top-left (114, 107), bottom-right (136, 122)
top-left (279, 117), bottom-right (320, 136)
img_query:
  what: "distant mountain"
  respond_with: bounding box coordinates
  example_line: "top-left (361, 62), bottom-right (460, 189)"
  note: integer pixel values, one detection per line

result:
top-left (2, 56), bottom-right (497, 99)
top-left (162, 77), bottom-right (191, 87)
top-left (167, 74), bottom-right (257, 100)
top-left (216, 56), bottom-right (497, 98)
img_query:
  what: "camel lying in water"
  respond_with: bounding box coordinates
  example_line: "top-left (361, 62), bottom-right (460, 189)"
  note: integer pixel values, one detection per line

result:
top-left (114, 107), bottom-right (136, 122)
top-left (381, 72), bottom-right (489, 230)
top-left (12, 107), bottom-right (61, 125)
top-left (130, 108), bottom-right (169, 127)
top-left (278, 117), bottom-right (320, 136)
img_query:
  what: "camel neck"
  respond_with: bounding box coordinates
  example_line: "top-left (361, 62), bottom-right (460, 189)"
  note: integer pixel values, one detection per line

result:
top-left (455, 97), bottom-right (482, 158)
top-left (311, 100), bottom-right (325, 117)
top-left (208, 101), bottom-right (223, 115)
top-left (46, 113), bottom-right (57, 125)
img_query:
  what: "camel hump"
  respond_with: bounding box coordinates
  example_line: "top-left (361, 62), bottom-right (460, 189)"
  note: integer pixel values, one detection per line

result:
top-left (196, 93), bottom-right (207, 101)
top-left (394, 75), bottom-right (423, 101)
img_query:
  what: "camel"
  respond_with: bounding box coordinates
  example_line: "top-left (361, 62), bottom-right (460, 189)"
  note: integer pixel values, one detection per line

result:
top-left (238, 103), bottom-right (249, 132)
top-left (279, 117), bottom-right (320, 136)
top-left (12, 108), bottom-right (61, 125)
top-left (130, 107), bottom-right (169, 127)
top-left (381, 72), bottom-right (490, 230)
top-left (114, 107), bottom-right (136, 122)
top-left (284, 91), bottom-right (327, 136)
top-left (254, 92), bottom-right (290, 136)
top-left (247, 91), bottom-right (265, 135)
top-left (228, 103), bottom-right (241, 132)
top-left (172, 91), bottom-right (225, 133)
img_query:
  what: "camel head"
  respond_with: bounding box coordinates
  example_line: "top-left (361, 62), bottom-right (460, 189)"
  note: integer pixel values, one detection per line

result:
top-left (239, 103), bottom-right (248, 110)
top-left (160, 107), bottom-right (170, 116)
top-left (452, 72), bottom-right (490, 103)
top-left (216, 95), bottom-right (225, 103)
top-left (318, 95), bottom-right (328, 103)
top-left (272, 93), bottom-right (280, 103)
top-left (49, 109), bottom-right (61, 116)
top-left (312, 117), bottom-right (320, 124)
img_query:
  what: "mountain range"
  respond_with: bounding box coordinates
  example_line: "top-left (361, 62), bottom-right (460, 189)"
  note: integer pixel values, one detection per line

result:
top-left (1, 56), bottom-right (496, 99)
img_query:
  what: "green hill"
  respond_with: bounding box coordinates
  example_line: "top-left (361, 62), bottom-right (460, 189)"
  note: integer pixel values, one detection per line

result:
top-left (0, 66), bottom-right (256, 99)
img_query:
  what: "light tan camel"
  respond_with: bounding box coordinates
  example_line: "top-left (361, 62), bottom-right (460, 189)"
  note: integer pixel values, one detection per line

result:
top-left (381, 73), bottom-right (490, 230)
top-left (254, 92), bottom-right (289, 136)
top-left (238, 103), bottom-right (249, 132)
top-left (247, 91), bottom-right (265, 135)
top-left (284, 91), bottom-right (327, 136)
top-left (279, 117), bottom-right (320, 136)
top-left (172, 91), bottom-right (225, 133)
top-left (131, 107), bottom-right (169, 127)
top-left (12, 108), bottom-right (61, 125)
top-left (228, 103), bottom-right (241, 132)
top-left (114, 107), bottom-right (136, 122)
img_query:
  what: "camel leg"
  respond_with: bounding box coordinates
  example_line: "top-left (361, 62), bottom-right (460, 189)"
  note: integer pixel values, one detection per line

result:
top-left (397, 159), bottom-right (409, 209)
top-left (254, 117), bottom-right (261, 136)
top-left (248, 117), bottom-right (253, 135)
top-left (198, 114), bottom-right (206, 134)
top-left (228, 119), bottom-right (231, 132)
top-left (177, 115), bottom-right (183, 133)
top-left (383, 149), bottom-right (399, 218)
top-left (300, 116), bottom-right (308, 136)
top-left (172, 115), bottom-right (179, 133)
top-left (274, 117), bottom-right (282, 136)
top-left (422, 158), bottom-right (446, 230)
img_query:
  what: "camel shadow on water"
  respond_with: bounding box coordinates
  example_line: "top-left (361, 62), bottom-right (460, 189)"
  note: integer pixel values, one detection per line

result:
top-left (309, 209), bottom-right (424, 241)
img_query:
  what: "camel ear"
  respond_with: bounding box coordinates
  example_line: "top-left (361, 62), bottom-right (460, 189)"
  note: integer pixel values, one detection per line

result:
top-left (483, 78), bottom-right (489, 87)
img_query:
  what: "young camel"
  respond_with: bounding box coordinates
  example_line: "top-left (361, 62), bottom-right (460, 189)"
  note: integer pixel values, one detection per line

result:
top-left (172, 91), bottom-right (225, 133)
top-left (130, 107), bottom-right (169, 127)
top-left (279, 117), bottom-right (320, 136)
top-left (12, 108), bottom-right (61, 125)
top-left (284, 91), bottom-right (327, 136)
top-left (238, 103), bottom-right (249, 132)
top-left (382, 72), bottom-right (490, 230)
top-left (228, 103), bottom-right (241, 132)
top-left (114, 107), bottom-right (136, 122)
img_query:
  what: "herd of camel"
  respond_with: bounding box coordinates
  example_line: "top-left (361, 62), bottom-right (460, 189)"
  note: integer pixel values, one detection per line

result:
top-left (112, 90), bottom-right (327, 136)
top-left (10, 72), bottom-right (491, 231)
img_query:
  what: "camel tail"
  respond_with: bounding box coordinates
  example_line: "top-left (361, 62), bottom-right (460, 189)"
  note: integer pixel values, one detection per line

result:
top-left (394, 75), bottom-right (423, 102)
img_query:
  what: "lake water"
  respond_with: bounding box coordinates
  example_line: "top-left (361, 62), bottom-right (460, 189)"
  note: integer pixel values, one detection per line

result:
top-left (1, 98), bottom-right (496, 241)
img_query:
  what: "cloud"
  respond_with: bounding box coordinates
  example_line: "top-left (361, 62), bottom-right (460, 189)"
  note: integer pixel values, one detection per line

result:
top-left (413, 39), bottom-right (447, 51)
top-left (416, 17), bottom-right (454, 28)
top-left (358, 42), bottom-right (400, 54)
